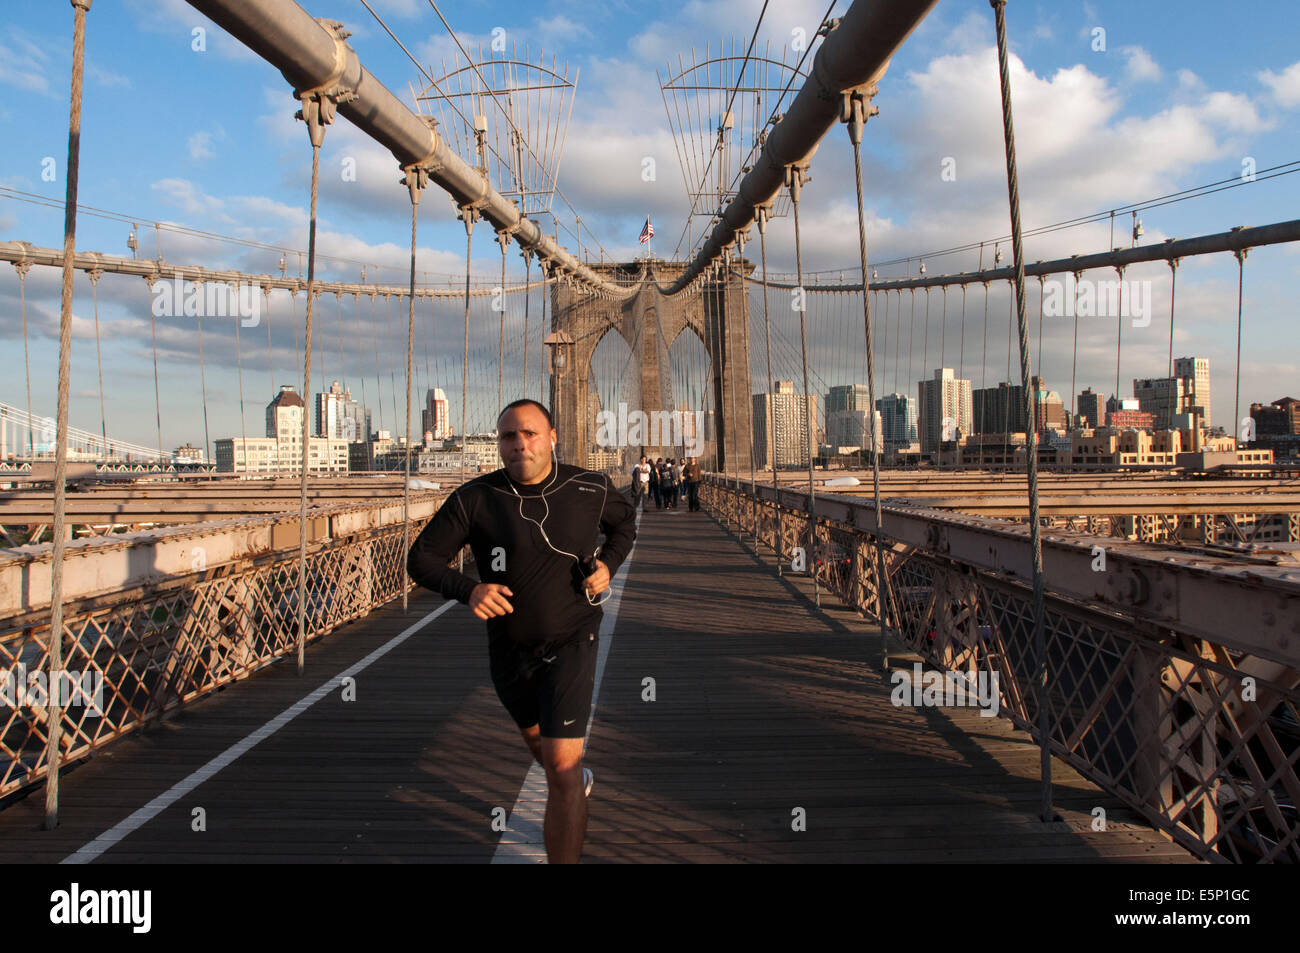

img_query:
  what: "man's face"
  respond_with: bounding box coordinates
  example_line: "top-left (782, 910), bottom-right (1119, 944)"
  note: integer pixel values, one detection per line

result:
top-left (498, 405), bottom-right (555, 484)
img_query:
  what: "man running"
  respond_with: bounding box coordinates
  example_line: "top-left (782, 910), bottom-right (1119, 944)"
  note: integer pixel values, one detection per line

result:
top-left (406, 399), bottom-right (636, 864)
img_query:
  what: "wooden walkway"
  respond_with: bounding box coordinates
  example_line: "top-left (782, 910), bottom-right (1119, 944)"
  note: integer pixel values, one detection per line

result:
top-left (0, 504), bottom-right (1198, 863)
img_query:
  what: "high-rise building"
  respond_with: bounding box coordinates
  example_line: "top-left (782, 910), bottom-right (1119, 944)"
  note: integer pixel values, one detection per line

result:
top-left (314, 381), bottom-right (370, 442)
top-left (875, 393), bottom-right (918, 447)
top-left (1105, 396), bottom-right (1157, 430)
top-left (972, 381), bottom-right (1027, 435)
top-left (267, 383), bottom-right (304, 439)
top-left (421, 387), bottom-right (451, 440)
top-left (826, 408), bottom-right (882, 452)
top-left (826, 384), bottom-right (872, 416)
top-left (1031, 379), bottom-right (1066, 432)
top-left (1076, 388), bottom-right (1106, 429)
top-left (219, 385), bottom-right (347, 474)
top-left (1251, 397), bottom-right (1300, 435)
top-left (315, 381), bottom-right (344, 439)
top-left (917, 368), bottom-right (972, 454)
top-left (1133, 376), bottom-right (1194, 430)
top-left (1173, 356), bottom-right (1211, 430)
top-left (753, 380), bottom-right (818, 468)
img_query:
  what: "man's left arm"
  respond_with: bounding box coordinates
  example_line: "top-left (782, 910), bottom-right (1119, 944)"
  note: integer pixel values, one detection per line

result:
top-left (595, 473), bottom-right (637, 576)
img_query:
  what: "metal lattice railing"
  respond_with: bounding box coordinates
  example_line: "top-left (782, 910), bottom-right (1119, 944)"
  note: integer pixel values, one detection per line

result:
top-left (703, 477), bottom-right (1300, 863)
top-left (0, 517), bottom-right (429, 799)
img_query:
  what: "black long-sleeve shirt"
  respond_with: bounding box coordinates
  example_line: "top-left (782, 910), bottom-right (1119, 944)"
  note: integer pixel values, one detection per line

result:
top-left (406, 463), bottom-right (637, 646)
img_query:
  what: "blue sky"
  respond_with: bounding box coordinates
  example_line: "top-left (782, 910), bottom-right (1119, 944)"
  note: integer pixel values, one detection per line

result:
top-left (2, 0), bottom-right (1298, 449)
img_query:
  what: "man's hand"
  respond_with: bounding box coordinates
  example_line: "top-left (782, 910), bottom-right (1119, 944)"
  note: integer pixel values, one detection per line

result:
top-left (583, 559), bottom-right (611, 598)
top-left (469, 583), bottom-right (514, 620)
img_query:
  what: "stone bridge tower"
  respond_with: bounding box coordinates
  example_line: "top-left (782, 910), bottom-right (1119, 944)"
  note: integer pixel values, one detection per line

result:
top-left (548, 260), bottom-right (753, 474)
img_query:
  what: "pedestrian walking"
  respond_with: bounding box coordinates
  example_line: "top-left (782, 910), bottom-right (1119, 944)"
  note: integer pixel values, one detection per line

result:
top-left (684, 456), bottom-right (702, 511)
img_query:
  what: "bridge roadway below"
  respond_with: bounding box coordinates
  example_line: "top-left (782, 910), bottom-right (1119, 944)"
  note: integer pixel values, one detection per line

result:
top-left (0, 505), bottom-right (1198, 863)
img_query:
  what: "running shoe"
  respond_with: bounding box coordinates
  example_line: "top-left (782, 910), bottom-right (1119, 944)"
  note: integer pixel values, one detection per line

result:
top-left (582, 766), bottom-right (594, 797)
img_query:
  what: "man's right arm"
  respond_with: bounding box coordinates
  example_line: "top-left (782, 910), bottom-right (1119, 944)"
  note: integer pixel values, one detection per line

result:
top-left (406, 490), bottom-right (478, 604)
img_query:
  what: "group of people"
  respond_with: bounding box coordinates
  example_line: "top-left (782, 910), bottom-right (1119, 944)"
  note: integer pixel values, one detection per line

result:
top-left (631, 455), bottom-right (702, 512)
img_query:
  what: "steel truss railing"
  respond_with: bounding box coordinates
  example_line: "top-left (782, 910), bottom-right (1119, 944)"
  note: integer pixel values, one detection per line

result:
top-left (0, 504), bottom-right (445, 799)
top-left (1048, 512), bottom-right (1300, 546)
top-left (701, 476), bottom-right (1300, 863)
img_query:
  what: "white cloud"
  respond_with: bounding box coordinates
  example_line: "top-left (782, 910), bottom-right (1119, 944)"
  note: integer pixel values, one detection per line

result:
top-left (187, 131), bottom-right (217, 162)
top-left (1258, 61), bottom-right (1300, 107)
top-left (1120, 46), bottom-right (1161, 84)
top-left (124, 0), bottom-right (258, 62)
top-left (87, 63), bottom-right (132, 89)
top-left (0, 36), bottom-right (50, 94)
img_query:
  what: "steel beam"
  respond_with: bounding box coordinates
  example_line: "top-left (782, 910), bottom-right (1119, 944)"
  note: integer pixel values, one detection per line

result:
top-left (181, 0), bottom-right (630, 298)
top-left (0, 494), bottom-right (445, 618)
top-left (720, 476), bottom-right (1300, 668)
top-left (666, 0), bottom-right (941, 293)
top-left (750, 219), bottom-right (1300, 292)
top-left (0, 241), bottom-right (544, 299)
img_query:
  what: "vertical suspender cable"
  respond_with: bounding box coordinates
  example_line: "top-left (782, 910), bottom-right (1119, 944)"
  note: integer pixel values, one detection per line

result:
top-left (788, 164), bottom-right (819, 608)
top-left (1166, 258), bottom-right (1179, 401)
top-left (336, 292), bottom-right (346, 391)
top-left (290, 289), bottom-right (300, 368)
top-left (354, 293), bottom-right (368, 439)
top-left (844, 89), bottom-right (894, 667)
top-left (149, 276), bottom-right (163, 460)
top-left (196, 306), bottom-right (211, 465)
top-left (1114, 265), bottom-right (1126, 402)
top-left (1232, 247), bottom-right (1247, 442)
top-left (1035, 275), bottom-right (1045, 378)
top-left (234, 282), bottom-right (248, 457)
top-left (264, 286), bottom-right (274, 399)
top-left (47, 0), bottom-right (92, 831)
top-left (958, 285), bottom-right (967, 382)
top-left (521, 249), bottom-right (532, 397)
top-left (940, 286), bottom-right (948, 371)
top-left (539, 268), bottom-right (549, 404)
top-left (295, 90), bottom-right (330, 676)
top-left (16, 262), bottom-right (35, 458)
top-left (497, 231), bottom-right (508, 413)
top-left (980, 281), bottom-right (990, 394)
top-left (1004, 285), bottom-right (1013, 435)
top-left (737, 233), bottom-right (760, 545)
top-left (724, 250), bottom-right (740, 516)
top-left (88, 269), bottom-right (107, 452)
top-left (756, 208), bottom-right (781, 575)
top-left (459, 208), bottom-right (477, 490)
top-left (1070, 272), bottom-right (1081, 421)
top-left (314, 289), bottom-right (324, 411)
top-left (383, 293), bottom-right (398, 445)
top-left (990, 0), bottom-right (1051, 824)
top-left (921, 287), bottom-right (931, 403)
top-left (402, 168), bottom-right (425, 612)
top-left (907, 288), bottom-right (916, 403)
top-left (368, 292), bottom-right (383, 437)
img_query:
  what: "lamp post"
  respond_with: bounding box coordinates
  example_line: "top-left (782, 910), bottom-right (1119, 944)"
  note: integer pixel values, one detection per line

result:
top-left (545, 329), bottom-right (574, 462)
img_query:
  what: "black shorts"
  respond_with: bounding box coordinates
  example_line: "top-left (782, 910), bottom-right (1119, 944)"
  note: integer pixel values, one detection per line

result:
top-left (489, 632), bottom-right (597, 739)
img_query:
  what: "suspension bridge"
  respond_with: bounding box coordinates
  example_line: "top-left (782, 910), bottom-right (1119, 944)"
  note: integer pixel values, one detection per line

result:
top-left (1, 0), bottom-right (1298, 867)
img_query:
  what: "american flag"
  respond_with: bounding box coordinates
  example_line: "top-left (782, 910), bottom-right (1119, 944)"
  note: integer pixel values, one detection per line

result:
top-left (639, 217), bottom-right (654, 244)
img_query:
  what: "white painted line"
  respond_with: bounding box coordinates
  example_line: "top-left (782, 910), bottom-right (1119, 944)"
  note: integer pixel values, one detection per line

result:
top-left (492, 512), bottom-right (639, 865)
top-left (61, 599), bottom-right (458, 865)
